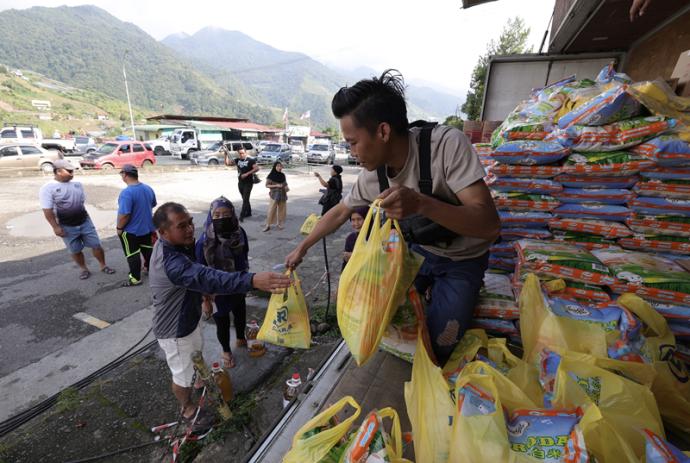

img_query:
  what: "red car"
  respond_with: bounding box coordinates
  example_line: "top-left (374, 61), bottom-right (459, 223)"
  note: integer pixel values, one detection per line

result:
top-left (80, 141), bottom-right (156, 170)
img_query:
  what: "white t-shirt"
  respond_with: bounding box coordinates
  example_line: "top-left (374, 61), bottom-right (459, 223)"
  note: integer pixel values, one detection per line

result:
top-left (39, 180), bottom-right (88, 226)
top-left (343, 125), bottom-right (491, 260)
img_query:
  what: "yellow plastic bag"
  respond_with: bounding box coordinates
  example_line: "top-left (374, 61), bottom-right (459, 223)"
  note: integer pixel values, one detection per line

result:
top-left (548, 350), bottom-right (663, 460)
top-left (342, 407), bottom-right (412, 463)
top-left (283, 396), bottom-right (360, 463)
top-left (300, 213), bottom-right (320, 235)
top-left (450, 363), bottom-right (538, 463)
top-left (628, 80), bottom-right (690, 127)
top-left (337, 201), bottom-right (423, 365)
top-left (258, 270), bottom-right (311, 349)
top-left (487, 338), bottom-right (544, 406)
top-left (519, 273), bottom-right (657, 386)
top-left (404, 333), bottom-right (455, 463)
top-left (617, 293), bottom-right (690, 434)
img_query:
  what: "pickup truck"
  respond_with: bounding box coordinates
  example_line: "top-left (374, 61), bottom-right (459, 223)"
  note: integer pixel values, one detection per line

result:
top-left (0, 125), bottom-right (76, 152)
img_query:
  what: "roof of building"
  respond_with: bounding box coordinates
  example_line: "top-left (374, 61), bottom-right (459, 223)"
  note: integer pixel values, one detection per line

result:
top-left (146, 114), bottom-right (249, 123)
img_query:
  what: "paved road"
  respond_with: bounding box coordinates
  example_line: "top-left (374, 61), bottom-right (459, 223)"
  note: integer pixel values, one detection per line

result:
top-left (0, 165), bottom-right (360, 420)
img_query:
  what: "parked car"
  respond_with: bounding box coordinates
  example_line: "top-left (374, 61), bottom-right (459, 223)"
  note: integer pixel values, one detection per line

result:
top-left (257, 140), bottom-right (271, 153)
top-left (258, 143), bottom-right (292, 164)
top-left (147, 137), bottom-right (171, 156)
top-left (74, 136), bottom-right (98, 153)
top-left (80, 141), bottom-right (155, 170)
top-left (289, 140), bottom-right (305, 154)
top-left (347, 151), bottom-right (360, 165)
top-left (190, 141), bottom-right (257, 166)
top-left (307, 143), bottom-right (336, 164)
top-left (0, 143), bottom-right (63, 173)
top-left (0, 124), bottom-right (76, 152)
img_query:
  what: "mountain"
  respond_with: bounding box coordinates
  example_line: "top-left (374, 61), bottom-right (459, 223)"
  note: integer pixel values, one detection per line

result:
top-left (335, 66), bottom-right (464, 121)
top-left (0, 5), bottom-right (273, 123)
top-left (162, 27), bottom-right (345, 127)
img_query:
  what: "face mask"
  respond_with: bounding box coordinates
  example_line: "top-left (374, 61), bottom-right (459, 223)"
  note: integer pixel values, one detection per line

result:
top-left (212, 216), bottom-right (238, 237)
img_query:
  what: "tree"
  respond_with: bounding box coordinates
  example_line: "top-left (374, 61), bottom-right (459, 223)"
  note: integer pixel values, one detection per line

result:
top-left (443, 115), bottom-right (464, 130)
top-left (461, 17), bottom-right (532, 121)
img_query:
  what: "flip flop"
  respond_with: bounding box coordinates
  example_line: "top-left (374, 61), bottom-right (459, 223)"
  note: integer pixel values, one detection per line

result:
top-left (79, 270), bottom-right (91, 280)
top-left (222, 352), bottom-right (235, 369)
top-left (100, 266), bottom-right (116, 275)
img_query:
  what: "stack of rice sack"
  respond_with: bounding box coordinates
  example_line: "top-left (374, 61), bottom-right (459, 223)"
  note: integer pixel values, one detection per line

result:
top-left (625, 136), bottom-right (690, 256)
top-left (471, 272), bottom-right (520, 341)
top-left (486, 78), bottom-right (581, 273)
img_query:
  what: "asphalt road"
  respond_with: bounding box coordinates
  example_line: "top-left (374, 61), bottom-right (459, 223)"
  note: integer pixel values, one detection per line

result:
top-left (0, 163), bottom-right (359, 420)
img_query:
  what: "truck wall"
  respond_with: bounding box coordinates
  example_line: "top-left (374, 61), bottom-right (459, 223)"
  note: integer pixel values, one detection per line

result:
top-left (624, 9), bottom-right (690, 82)
top-left (481, 54), bottom-right (620, 121)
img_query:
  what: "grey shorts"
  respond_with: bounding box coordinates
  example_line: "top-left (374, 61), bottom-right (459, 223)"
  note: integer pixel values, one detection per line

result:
top-left (61, 217), bottom-right (102, 254)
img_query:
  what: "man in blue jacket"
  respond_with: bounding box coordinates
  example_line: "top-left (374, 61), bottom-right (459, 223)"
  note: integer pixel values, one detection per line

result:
top-left (149, 202), bottom-right (290, 430)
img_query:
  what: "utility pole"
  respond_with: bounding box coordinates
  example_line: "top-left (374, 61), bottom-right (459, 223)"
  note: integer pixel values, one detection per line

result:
top-left (122, 50), bottom-right (136, 140)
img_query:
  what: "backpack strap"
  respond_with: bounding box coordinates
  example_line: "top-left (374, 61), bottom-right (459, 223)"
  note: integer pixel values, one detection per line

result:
top-left (417, 123), bottom-right (436, 196)
top-left (377, 165), bottom-right (390, 192)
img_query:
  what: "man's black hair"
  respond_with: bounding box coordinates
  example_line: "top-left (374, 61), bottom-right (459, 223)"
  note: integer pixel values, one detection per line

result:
top-left (153, 202), bottom-right (188, 230)
top-left (124, 171), bottom-right (139, 180)
top-left (331, 69), bottom-right (408, 136)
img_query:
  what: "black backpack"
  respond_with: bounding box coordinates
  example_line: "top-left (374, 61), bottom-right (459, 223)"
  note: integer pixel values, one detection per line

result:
top-left (376, 120), bottom-right (459, 246)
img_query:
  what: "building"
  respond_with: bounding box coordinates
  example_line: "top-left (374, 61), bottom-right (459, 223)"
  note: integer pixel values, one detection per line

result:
top-left (142, 115), bottom-right (282, 142)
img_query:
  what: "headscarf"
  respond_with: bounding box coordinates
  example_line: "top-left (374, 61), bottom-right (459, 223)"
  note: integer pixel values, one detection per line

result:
top-left (352, 206), bottom-right (369, 220)
top-left (202, 196), bottom-right (245, 272)
top-left (266, 161), bottom-right (286, 183)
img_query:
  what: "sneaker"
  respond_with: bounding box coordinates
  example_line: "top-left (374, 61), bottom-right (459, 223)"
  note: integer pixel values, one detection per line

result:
top-left (122, 276), bottom-right (142, 287)
top-left (182, 407), bottom-right (217, 435)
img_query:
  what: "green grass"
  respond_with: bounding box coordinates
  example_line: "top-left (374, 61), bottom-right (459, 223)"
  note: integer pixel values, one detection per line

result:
top-left (54, 387), bottom-right (81, 413)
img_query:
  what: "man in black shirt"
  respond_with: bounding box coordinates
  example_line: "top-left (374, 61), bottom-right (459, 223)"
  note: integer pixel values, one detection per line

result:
top-left (231, 147), bottom-right (259, 222)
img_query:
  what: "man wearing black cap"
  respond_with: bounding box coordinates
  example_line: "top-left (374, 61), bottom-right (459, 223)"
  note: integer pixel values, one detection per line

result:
top-left (39, 159), bottom-right (116, 280)
top-left (117, 164), bottom-right (157, 287)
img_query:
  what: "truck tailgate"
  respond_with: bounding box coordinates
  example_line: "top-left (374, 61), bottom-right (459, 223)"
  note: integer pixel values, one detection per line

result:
top-left (245, 341), bottom-right (414, 462)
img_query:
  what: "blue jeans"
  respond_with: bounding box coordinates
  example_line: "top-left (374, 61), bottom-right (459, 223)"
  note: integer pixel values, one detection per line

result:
top-left (412, 246), bottom-right (488, 365)
top-left (61, 217), bottom-right (102, 254)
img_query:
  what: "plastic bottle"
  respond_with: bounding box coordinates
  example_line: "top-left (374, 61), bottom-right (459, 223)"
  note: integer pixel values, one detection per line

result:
top-left (211, 362), bottom-right (233, 403)
top-left (283, 373), bottom-right (302, 408)
top-left (245, 319), bottom-right (266, 357)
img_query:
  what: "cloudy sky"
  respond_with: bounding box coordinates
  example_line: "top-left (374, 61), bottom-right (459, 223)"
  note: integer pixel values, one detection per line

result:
top-left (0, 0), bottom-right (554, 97)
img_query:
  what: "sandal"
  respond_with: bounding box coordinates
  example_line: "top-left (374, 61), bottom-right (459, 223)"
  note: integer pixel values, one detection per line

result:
top-left (79, 270), bottom-right (91, 280)
top-left (101, 266), bottom-right (116, 275)
top-left (122, 278), bottom-right (142, 287)
top-left (222, 352), bottom-right (236, 369)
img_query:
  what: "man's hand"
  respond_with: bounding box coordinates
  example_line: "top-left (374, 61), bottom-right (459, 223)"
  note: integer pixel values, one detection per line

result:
top-left (378, 185), bottom-right (423, 220)
top-left (285, 246), bottom-right (306, 270)
top-left (252, 272), bottom-right (291, 293)
top-left (202, 298), bottom-right (213, 319)
top-left (53, 226), bottom-right (65, 237)
top-left (630, 0), bottom-right (651, 21)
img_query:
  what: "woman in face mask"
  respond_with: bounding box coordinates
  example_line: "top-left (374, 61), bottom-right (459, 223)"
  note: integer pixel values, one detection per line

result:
top-left (195, 196), bottom-right (249, 368)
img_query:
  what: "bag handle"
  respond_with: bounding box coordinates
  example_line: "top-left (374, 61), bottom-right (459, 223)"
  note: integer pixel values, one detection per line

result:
top-left (377, 407), bottom-right (404, 458)
top-left (295, 395), bottom-right (361, 446)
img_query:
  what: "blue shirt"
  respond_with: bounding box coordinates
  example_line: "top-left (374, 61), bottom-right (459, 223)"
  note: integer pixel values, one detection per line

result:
top-left (117, 183), bottom-right (157, 235)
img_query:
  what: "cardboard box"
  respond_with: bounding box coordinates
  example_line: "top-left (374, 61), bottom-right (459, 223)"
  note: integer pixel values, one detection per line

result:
top-left (671, 49), bottom-right (690, 86)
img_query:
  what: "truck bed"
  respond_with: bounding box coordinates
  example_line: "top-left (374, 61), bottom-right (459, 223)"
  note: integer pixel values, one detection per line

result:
top-left (246, 341), bottom-right (415, 462)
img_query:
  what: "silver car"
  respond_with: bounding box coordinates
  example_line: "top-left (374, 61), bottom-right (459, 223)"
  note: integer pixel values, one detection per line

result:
top-left (74, 136), bottom-right (98, 154)
top-left (190, 141), bottom-right (257, 166)
top-left (307, 144), bottom-right (335, 164)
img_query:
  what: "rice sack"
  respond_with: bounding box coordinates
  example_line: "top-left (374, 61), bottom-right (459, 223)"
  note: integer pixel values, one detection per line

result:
top-left (555, 173), bottom-right (639, 189)
top-left (562, 151), bottom-right (655, 176)
top-left (554, 204), bottom-right (632, 223)
top-left (493, 192), bottom-right (560, 212)
top-left (631, 135), bottom-right (690, 167)
top-left (630, 197), bottom-right (690, 218)
top-left (488, 177), bottom-right (563, 194)
top-left (554, 188), bottom-right (633, 205)
top-left (491, 163), bottom-right (564, 178)
top-left (492, 140), bottom-right (571, 165)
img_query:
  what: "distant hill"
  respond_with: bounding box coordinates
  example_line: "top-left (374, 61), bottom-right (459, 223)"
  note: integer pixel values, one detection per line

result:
top-left (0, 5), bottom-right (273, 123)
top-left (0, 67), bottom-right (147, 137)
top-left (162, 27), bottom-right (345, 127)
top-left (0, 5), bottom-right (462, 129)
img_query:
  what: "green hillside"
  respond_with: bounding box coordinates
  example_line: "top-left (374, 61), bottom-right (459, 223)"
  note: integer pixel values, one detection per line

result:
top-left (0, 66), bottom-right (148, 136)
top-left (0, 5), bottom-right (273, 123)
